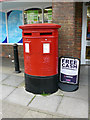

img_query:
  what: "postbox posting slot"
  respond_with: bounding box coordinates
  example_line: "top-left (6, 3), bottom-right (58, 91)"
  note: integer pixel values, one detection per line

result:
top-left (24, 33), bottom-right (32, 36)
top-left (40, 32), bottom-right (52, 36)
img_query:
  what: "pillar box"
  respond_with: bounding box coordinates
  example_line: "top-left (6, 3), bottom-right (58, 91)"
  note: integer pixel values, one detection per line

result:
top-left (19, 23), bottom-right (61, 94)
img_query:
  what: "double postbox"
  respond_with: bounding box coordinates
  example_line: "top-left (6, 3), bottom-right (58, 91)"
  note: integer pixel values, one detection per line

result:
top-left (19, 23), bottom-right (61, 94)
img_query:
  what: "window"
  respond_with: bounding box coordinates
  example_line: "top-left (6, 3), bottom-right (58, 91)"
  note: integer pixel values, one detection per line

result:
top-left (24, 7), bottom-right (52, 24)
top-left (44, 7), bottom-right (52, 23)
top-left (86, 6), bottom-right (90, 59)
top-left (86, 46), bottom-right (90, 59)
top-left (24, 8), bottom-right (42, 24)
top-left (0, 12), bottom-right (7, 43)
top-left (87, 7), bottom-right (90, 40)
top-left (0, 10), bottom-right (23, 44)
top-left (7, 10), bottom-right (23, 43)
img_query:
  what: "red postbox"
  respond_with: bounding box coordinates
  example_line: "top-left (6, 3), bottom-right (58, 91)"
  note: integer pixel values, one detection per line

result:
top-left (19, 23), bottom-right (61, 94)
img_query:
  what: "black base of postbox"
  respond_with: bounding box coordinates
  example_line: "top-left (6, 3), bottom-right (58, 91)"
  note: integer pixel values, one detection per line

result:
top-left (25, 73), bottom-right (58, 94)
top-left (58, 82), bottom-right (79, 92)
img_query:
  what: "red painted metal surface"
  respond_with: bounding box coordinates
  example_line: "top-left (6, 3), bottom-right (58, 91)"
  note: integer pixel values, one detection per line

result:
top-left (19, 23), bottom-right (61, 76)
top-left (19, 23), bottom-right (61, 29)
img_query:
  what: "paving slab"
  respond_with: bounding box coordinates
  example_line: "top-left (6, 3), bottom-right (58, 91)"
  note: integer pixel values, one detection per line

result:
top-left (2, 99), bottom-right (68, 119)
top-left (56, 96), bottom-right (88, 118)
top-left (0, 85), bottom-right (15, 100)
top-left (0, 113), bottom-right (2, 120)
top-left (29, 95), bottom-right (62, 113)
top-left (79, 66), bottom-right (89, 86)
top-left (79, 75), bottom-right (88, 86)
top-left (62, 85), bottom-right (88, 101)
top-left (4, 87), bottom-right (35, 106)
top-left (14, 72), bottom-right (24, 77)
top-left (18, 81), bottom-right (25, 88)
top-left (0, 84), bottom-right (2, 100)
top-left (2, 75), bottom-right (24, 87)
top-left (0, 73), bottom-right (9, 82)
top-left (51, 89), bottom-right (64, 97)
top-left (23, 109), bottom-right (53, 118)
top-left (3, 110), bottom-right (24, 118)
top-left (2, 67), bottom-right (14, 74)
top-left (80, 66), bottom-right (89, 76)
top-left (1, 58), bottom-right (89, 118)
top-left (0, 66), bottom-right (2, 73)
top-left (0, 100), bottom-right (2, 113)
top-left (2, 101), bottom-right (29, 118)
top-left (52, 115), bottom-right (70, 118)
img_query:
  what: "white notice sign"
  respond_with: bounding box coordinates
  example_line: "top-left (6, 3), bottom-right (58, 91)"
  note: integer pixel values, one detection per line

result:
top-left (43, 43), bottom-right (50, 53)
top-left (25, 43), bottom-right (29, 53)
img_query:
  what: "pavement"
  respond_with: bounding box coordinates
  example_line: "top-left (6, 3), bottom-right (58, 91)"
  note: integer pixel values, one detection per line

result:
top-left (0, 57), bottom-right (89, 119)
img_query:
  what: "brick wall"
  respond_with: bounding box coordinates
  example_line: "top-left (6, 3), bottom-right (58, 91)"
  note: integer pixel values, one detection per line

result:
top-left (52, 2), bottom-right (83, 59)
top-left (1, 45), bottom-right (24, 68)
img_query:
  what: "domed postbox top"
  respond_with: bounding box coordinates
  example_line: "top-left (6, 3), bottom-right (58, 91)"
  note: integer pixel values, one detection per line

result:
top-left (19, 23), bottom-right (61, 30)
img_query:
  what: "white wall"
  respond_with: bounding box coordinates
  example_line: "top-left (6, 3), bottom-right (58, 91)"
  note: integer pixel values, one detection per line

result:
top-left (1, 2), bottom-right (52, 12)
